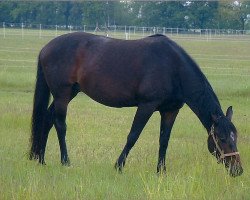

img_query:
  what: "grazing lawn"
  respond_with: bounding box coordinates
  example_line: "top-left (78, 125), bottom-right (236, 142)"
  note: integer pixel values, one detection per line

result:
top-left (0, 30), bottom-right (249, 199)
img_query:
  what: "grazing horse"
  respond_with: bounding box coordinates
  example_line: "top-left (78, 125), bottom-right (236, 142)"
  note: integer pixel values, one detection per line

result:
top-left (29, 32), bottom-right (243, 177)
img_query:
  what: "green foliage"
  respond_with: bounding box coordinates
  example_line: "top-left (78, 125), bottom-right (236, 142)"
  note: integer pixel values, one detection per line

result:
top-left (0, 1), bottom-right (250, 29)
top-left (186, 1), bottom-right (219, 29)
top-left (217, 1), bottom-right (250, 30)
top-left (136, 2), bottom-right (185, 27)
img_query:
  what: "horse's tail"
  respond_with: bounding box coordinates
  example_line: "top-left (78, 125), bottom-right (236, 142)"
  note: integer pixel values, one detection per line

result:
top-left (29, 54), bottom-right (50, 160)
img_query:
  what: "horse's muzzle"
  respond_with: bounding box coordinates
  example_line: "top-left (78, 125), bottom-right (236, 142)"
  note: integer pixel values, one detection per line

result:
top-left (229, 163), bottom-right (243, 177)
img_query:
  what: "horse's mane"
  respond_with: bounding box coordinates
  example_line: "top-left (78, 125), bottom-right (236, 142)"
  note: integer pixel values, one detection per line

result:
top-left (200, 85), bottom-right (223, 127)
top-left (168, 39), bottom-right (224, 130)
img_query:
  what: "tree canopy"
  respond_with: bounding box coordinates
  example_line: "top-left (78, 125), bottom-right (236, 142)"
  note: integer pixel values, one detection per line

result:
top-left (0, 1), bottom-right (250, 30)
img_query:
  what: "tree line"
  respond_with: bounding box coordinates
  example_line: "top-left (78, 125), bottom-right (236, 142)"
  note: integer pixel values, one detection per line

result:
top-left (1, 1), bottom-right (250, 30)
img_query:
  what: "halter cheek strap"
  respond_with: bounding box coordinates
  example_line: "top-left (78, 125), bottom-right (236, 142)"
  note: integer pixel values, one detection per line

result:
top-left (209, 125), bottom-right (240, 160)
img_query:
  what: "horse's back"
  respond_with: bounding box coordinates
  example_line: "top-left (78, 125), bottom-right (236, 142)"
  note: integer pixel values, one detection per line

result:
top-left (39, 32), bottom-right (184, 108)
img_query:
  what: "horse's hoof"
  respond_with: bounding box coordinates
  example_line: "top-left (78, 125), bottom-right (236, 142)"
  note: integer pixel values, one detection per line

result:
top-left (39, 161), bottom-right (46, 165)
top-left (38, 155), bottom-right (46, 165)
top-left (157, 166), bottom-right (166, 175)
top-left (114, 162), bottom-right (123, 173)
top-left (62, 162), bottom-right (70, 166)
top-left (29, 153), bottom-right (39, 160)
top-left (61, 159), bottom-right (70, 166)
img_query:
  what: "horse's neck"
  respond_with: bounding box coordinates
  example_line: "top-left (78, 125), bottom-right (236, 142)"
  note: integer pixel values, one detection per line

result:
top-left (178, 54), bottom-right (223, 132)
top-left (174, 44), bottom-right (224, 131)
top-left (185, 85), bottom-right (223, 132)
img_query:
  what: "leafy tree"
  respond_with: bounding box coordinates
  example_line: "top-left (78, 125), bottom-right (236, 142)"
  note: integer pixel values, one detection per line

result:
top-left (68, 3), bottom-right (84, 27)
top-left (0, 2), bottom-right (16, 23)
top-left (0, 1), bottom-right (249, 30)
top-left (82, 2), bottom-right (107, 26)
top-left (112, 1), bottom-right (138, 26)
top-left (130, 2), bottom-right (185, 27)
top-left (217, 1), bottom-right (250, 30)
top-left (233, 1), bottom-right (250, 30)
top-left (36, 2), bottom-right (57, 25)
top-left (186, 1), bottom-right (219, 29)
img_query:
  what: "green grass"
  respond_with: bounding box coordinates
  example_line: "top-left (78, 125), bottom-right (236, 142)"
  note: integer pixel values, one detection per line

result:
top-left (0, 31), bottom-right (250, 200)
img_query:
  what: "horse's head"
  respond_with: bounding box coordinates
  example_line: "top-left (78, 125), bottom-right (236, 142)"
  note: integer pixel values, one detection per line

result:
top-left (207, 106), bottom-right (243, 177)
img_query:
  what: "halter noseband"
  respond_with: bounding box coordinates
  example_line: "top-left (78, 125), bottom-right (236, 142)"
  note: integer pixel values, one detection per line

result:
top-left (209, 124), bottom-right (240, 160)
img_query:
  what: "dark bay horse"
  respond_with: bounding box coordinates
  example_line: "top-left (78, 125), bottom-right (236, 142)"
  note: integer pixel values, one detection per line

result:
top-left (30, 32), bottom-right (243, 177)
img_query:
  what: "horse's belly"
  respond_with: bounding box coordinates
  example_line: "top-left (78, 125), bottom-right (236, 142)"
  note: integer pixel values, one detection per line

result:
top-left (86, 93), bottom-right (138, 108)
top-left (78, 71), bottom-right (140, 107)
top-left (82, 85), bottom-right (138, 108)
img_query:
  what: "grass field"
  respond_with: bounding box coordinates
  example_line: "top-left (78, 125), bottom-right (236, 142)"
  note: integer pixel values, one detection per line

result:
top-left (0, 30), bottom-right (249, 200)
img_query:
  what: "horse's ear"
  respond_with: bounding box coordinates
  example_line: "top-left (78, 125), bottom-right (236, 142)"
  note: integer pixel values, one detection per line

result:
top-left (211, 114), bottom-right (219, 124)
top-left (226, 106), bottom-right (233, 121)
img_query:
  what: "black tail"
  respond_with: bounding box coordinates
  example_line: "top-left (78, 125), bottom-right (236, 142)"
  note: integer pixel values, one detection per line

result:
top-left (29, 55), bottom-right (50, 160)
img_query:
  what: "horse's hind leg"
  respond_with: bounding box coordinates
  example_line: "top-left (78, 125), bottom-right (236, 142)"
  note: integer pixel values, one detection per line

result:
top-left (115, 102), bottom-right (159, 172)
top-left (39, 102), bottom-right (55, 164)
top-left (54, 99), bottom-right (69, 165)
top-left (53, 84), bottom-right (79, 165)
top-left (39, 84), bottom-right (79, 165)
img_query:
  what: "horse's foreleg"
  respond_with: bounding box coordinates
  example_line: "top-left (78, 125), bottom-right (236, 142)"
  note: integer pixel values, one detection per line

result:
top-left (157, 110), bottom-right (179, 174)
top-left (39, 102), bottom-right (55, 164)
top-left (115, 102), bottom-right (159, 172)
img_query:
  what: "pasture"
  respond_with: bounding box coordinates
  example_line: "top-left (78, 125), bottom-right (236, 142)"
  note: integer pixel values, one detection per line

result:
top-left (0, 30), bottom-right (249, 199)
